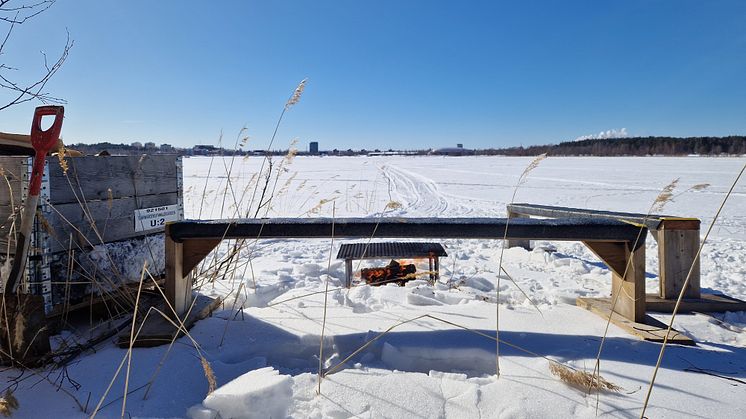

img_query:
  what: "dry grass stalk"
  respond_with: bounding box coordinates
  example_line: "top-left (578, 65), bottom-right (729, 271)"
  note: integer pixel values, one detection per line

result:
top-left (651, 178), bottom-right (679, 213)
top-left (106, 188), bottom-right (113, 210)
top-left (385, 200), bottom-right (402, 210)
top-left (201, 356), bottom-right (217, 394)
top-left (318, 202), bottom-right (336, 395)
top-left (690, 183), bottom-right (710, 191)
top-left (121, 261), bottom-right (148, 417)
top-left (641, 163), bottom-right (746, 418)
top-left (516, 153), bottom-right (547, 190)
top-left (496, 153), bottom-right (548, 378)
top-left (56, 144), bottom-right (69, 174)
top-left (549, 362), bottom-right (620, 392)
top-left (0, 389), bottom-right (18, 417)
top-left (588, 177), bottom-right (680, 412)
top-left (285, 78), bottom-right (307, 109)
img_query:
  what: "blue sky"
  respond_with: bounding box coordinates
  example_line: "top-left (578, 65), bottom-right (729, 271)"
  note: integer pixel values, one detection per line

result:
top-left (1, 0), bottom-right (745, 150)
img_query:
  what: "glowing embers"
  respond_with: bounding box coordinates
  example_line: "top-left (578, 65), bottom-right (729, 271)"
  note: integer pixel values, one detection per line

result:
top-left (360, 259), bottom-right (417, 286)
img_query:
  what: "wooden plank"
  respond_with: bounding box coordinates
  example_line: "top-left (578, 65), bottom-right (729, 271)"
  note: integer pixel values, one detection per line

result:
top-left (0, 156), bottom-right (26, 207)
top-left (167, 217), bottom-right (647, 243)
top-left (658, 218), bottom-right (700, 230)
top-left (577, 297), bottom-right (695, 345)
top-left (658, 222), bottom-right (700, 299)
top-left (646, 293), bottom-right (746, 313)
top-left (0, 157), bottom-right (26, 254)
top-left (165, 234), bottom-right (189, 316)
top-left (1, 131), bottom-right (63, 155)
top-left (46, 155), bottom-right (179, 204)
top-left (116, 293), bottom-right (221, 347)
top-left (43, 192), bottom-right (179, 253)
top-left (508, 203), bottom-right (666, 230)
top-left (182, 238), bottom-right (220, 274)
top-left (506, 209), bottom-right (531, 249)
top-left (584, 240), bottom-right (646, 323)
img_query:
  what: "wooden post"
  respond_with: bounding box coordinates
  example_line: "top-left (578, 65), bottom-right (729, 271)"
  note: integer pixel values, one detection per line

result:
top-left (658, 219), bottom-right (700, 299)
top-left (345, 259), bottom-right (353, 288)
top-left (165, 226), bottom-right (219, 318)
top-left (434, 257), bottom-right (439, 281)
top-left (584, 241), bottom-right (646, 323)
top-left (506, 209), bottom-right (531, 250)
top-left (165, 234), bottom-right (190, 317)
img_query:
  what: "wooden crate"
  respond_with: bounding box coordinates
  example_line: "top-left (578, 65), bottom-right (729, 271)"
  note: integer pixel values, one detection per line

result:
top-left (0, 154), bottom-right (183, 315)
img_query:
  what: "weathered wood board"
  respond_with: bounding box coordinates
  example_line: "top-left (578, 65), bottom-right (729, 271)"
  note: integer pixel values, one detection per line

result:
top-left (577, 297), bottom-right (695, 345)
top-left (47, 155), bottom-right (179, 204)
top-left (43, 192), bottom-right (179, 253)
top-left (646, 293), bottom-right (746, 313)
top-left (0, 154), bottom-right (183, 315)
top-left (116, 293), bottom-right (221, 348)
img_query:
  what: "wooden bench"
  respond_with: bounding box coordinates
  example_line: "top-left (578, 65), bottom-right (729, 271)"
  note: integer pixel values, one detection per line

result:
top-left (506, 203), bottom-right (700, 299)
top-left (507, 203), bottom-right (746, 318)
top-left (164, 217), bottom-right (648, 324)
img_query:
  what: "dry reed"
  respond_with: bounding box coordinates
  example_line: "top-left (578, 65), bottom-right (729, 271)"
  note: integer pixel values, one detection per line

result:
top-left (549, 362), bottom-right (620, 392)
top-left (495, 153), bottom-right (547, 377)
top-left (640, 163), bottom-right (745, 418)
top-left (0, 389), bottom-right (19, 417)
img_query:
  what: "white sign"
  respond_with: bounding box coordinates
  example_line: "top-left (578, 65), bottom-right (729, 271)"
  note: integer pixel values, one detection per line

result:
top-left (134, 204), bottom-right (180, 232)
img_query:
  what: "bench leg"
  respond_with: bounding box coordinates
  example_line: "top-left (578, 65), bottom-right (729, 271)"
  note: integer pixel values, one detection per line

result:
top-left (165, 235), bottom-right (191, 318)
top-left (506, 210), bottom-right (531, 250)
top-left (584, 241), bottom-right (646, 323)
top-left (658, 220), bottom-right (700, 299)
top-left (165, 233), bottom-right (220, 318)
top-left (345, 259), bottom-right (353, 288)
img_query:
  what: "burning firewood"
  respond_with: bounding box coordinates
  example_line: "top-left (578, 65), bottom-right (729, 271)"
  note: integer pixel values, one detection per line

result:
top-left (361, 260), bottom-right (416, 286)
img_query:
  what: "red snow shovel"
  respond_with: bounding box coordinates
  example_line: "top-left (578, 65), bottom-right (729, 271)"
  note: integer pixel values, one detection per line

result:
top-left (5, 106), bottom-right (64, 294)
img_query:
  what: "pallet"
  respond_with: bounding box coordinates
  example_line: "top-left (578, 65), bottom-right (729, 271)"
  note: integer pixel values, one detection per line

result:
top-left (577, 297), bottom-right (695, 346)
top-left (646, 293), bottom-right (746, 313)
top-left (116, 293), bottom-right (221, 348)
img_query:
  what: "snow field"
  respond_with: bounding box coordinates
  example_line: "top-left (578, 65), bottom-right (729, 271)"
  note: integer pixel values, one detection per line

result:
top-left (3, 156), bottom-right (744, 418)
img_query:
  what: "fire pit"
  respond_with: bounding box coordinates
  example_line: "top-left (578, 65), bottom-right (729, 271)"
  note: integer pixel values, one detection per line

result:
top-left (336, 242), bottom-right (448, 287)
top-left (361, 259), bottom-right (417, 286)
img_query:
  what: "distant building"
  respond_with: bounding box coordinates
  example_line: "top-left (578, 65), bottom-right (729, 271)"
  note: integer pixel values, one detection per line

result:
top-left (193, 144), bottom-right (218, 156)
top-left (430, 144), bottom-right (470, 156)
top-left (144, 142), bottom-right (156, 149)
top-left (131, 141), bottom-right (143, 148)
top-left (309, 141), bottom-right (319, 154)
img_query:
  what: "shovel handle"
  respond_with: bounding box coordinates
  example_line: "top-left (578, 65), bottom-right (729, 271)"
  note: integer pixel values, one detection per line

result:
top-left (28, 106), bottom-right (64, 196)
top-left (31, 106), bottom-right (65, 145)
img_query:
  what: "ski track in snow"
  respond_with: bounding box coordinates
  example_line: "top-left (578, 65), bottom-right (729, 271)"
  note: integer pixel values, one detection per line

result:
top-left (381, 163), bottom-right (451, 216)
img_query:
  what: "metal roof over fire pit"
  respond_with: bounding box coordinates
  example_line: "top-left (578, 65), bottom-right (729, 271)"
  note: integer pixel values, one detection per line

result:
top-left (336, 242), bottom-right (447, 260)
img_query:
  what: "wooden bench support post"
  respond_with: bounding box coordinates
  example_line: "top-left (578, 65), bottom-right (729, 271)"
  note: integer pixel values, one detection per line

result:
top-left (165, 235), bottom-right (188, 317)
top-left (584, 241), bottom-right (646, 323)
top-left (658, 219), bottom-right (700, 299)
top-left (506, 210), bottom-right (531, 250)
top-left (345, 259), bottom-right (353, 288)
top-left (165, 227), bottom-right (220, 317)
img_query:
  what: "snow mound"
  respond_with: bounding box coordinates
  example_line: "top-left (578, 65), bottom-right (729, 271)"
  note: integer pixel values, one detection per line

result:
top-left (188, 367), bottom-right (293, 419)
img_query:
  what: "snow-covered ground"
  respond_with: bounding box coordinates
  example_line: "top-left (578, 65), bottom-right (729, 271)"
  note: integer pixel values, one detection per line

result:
top-left (5, 156), bottom-right (746, 418)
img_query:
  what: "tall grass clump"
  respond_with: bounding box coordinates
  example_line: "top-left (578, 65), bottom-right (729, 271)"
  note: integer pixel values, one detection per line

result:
top-left (495, 153), bottom-right (546, 377)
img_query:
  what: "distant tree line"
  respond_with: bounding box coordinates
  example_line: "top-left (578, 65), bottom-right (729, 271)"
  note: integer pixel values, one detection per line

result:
top-left (67, 136), bottom-right (746, 157)
top-left (481, 136), bottom-right (746, 156)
